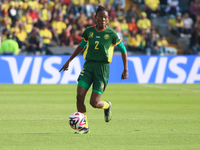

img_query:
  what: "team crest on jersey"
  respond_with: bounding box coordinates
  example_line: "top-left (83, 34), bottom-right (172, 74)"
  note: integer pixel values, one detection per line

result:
top-left (104, 34), bottom-right (109, 40)
top-left (101, 83), bottom-right (104, 89)
top-left (89, 32), bottom-right (94, 38)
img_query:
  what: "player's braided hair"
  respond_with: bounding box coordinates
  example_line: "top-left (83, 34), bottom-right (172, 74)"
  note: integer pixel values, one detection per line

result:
top-left (96, 5), bottom-right (108, 15)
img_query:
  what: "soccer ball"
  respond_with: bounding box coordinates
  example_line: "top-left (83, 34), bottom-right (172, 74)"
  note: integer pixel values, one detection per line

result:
top-left (69, 112), bottom-right (86, 130)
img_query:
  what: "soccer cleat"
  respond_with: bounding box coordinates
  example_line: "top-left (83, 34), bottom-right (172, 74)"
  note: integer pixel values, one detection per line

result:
top-left (104, 101), bottom-right (112, 122)
top-left (74, 127), bottom-right (90, 134)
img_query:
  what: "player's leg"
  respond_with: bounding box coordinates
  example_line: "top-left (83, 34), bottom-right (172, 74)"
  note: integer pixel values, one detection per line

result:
top-left (90, 92), bottom-right (107, 108)
top-left (75, 62), bottom-right (93, 134)
top-left (76, 63), bottom-right (93, 130)
top-left (90, 62), bottom-right (112, 122)
top-left (75, 84), bottom-right (90, 134)
top-left (76, 85), bottom-right (88, 113)
top-left (75, 80), bottom-right (91, 134)
top-left (76, 80), bottom-right (90, 127)
top-left (90, 91), bottom-right (112, 122)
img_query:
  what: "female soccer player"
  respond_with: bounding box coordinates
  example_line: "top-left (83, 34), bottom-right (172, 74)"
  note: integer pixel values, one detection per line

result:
top-left (59, 5), bottom-right (129, 134)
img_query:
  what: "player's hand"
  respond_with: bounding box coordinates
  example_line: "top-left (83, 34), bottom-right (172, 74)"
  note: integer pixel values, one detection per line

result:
top-left (121, 70), bottom-right (129, 80)
top-left (59, 61), bottom-right (70, 72)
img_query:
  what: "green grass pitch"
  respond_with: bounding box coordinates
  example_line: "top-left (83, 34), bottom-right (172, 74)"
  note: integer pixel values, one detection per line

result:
top-left (0, 84), bottom-right (200, 150)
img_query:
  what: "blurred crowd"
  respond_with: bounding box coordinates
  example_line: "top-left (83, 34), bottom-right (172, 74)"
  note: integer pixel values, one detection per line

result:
top-left (0, 0), bottom-right (200, 55)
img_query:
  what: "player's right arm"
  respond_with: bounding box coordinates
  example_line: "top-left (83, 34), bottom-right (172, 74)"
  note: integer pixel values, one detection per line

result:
top-left (59, 45), bottom-right (84, 72)
top-left (59, 28), bottom-right (88, 72)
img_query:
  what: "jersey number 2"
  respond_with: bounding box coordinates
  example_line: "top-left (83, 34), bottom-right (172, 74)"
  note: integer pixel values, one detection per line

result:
top-left (95, 41), bottom-right (99, 50)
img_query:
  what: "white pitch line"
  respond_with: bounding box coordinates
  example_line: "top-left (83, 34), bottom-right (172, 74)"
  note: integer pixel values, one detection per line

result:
top-left (140, 84), bottom-right (200, 92)
top-left (0, 118), bottom-right (68, 121)
top-left (140, 84), bottom-right (169, 89)
top-left (0, 118), bottom-right (199, 121)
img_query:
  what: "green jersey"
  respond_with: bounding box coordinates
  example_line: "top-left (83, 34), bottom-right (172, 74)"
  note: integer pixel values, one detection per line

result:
top-left (81, 25), bottom-right (121, 63)
top-left (0, 39), bottom-right (19, 55)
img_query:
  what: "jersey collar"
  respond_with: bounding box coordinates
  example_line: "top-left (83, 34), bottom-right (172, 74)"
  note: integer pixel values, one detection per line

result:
top-left (94, 25), bottom-right (108, 32)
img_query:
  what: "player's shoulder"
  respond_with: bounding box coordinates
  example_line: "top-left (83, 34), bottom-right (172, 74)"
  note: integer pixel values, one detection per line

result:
top-left (105, 26), bottom-right (118, 37)
top-left (106, 26), bottom-right (117, 33)
top-left (82, 26), bottom-right (95, 35)
top-left (85, 25), bottom-right (95, 31)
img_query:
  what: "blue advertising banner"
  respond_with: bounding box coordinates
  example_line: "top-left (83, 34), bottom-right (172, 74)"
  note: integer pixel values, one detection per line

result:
top-left (0, 55), bottom-right (200, 84)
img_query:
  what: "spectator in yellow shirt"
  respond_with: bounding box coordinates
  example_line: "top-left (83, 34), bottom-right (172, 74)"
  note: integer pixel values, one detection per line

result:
top-left (1, 0), bottom-right (9, 11)
top-left (167, 12), bottom-right (184, 37)
top-left (115, 4), bottom-right (126, 22)
top-left (24, 23), bottom-right (33, 34)
top-left (39, 24), bottom-right (52, 51)
top-left (20, 10), bottom-right (33, 34)
top-left (38, 2), bottom-right (52, 24)
top-left (52, 15), bottom-right (67, 45)
top-left (120, 18), bottom-right (129, 37)
top-left (144, 0), bottom-right (160, 19)
top-left (2, 11), bottom-right (12, 30)
top-left (76, 11), bottom-right (87, 26)
top-left (31, 0), bottom-right (40, 11)
top-left (108, 17), bottom-right (120, 29)
top-left (23, 1), bottom-right (28, 10)
top-left (17, 26), bottom-right (27, 50)
top-left (52, 15), bottom-right (67, 35)
top-left (127, 29), bottom-right (143, 51)
top-left (48, 1), bottom-right (55, 11)
top-left (20, 10), bottom-right (33, 26)
top-left (106, 0), bottom-right (114, 5)
top-left (137, 12), bottom-right (151, 33)
top-left (157, 35), bottom-right (168, 55)
top-left (62, 5), bottom-right (67, 18)
top-left (10, 21), bottom-right (20, 34)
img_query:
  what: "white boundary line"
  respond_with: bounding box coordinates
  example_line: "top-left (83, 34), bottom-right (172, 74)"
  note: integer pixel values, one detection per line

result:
top-left (0, 118), bottom-right (199, 121)
top-left (140, 84), bottom-right (200, 92)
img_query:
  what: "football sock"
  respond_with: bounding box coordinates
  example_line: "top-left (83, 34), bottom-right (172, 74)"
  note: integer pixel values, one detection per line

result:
top-left (102, 101), bottom-right (109, 109)
top-left (82, 112), bottom-right (88, 128)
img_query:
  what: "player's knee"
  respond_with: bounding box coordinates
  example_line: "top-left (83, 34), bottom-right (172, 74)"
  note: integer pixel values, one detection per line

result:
top-left (90, 99), bottom-right (98, 108)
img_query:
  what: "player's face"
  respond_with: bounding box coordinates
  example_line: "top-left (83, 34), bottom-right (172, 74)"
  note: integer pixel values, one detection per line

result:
top-left (96, 10), bottom-right (109, 29)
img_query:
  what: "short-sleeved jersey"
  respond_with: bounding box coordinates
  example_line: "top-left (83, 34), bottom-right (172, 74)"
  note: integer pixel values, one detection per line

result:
top-left (145, 0), bottom-right (160, 11)
top-left (82, 25), bottom-right (121, 63)
top-left (17, 30), bottom-right (27, 42)
top-left (39, 29), bottom-right (52, 44)
top-left (157, 39), bottom-right (168, 47)
top-left (168, 18), bottom-right (184, 28)
top-left (51, 21), bottom-right (67, 35)
top-left (137, 18), bottom-right (151, 29)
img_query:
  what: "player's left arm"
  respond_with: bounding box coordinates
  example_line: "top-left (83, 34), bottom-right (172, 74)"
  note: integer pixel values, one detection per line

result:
top-left (113, 32), bottom-right (129, 80)
top-left (117, 42), bottom-right (129, 80)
